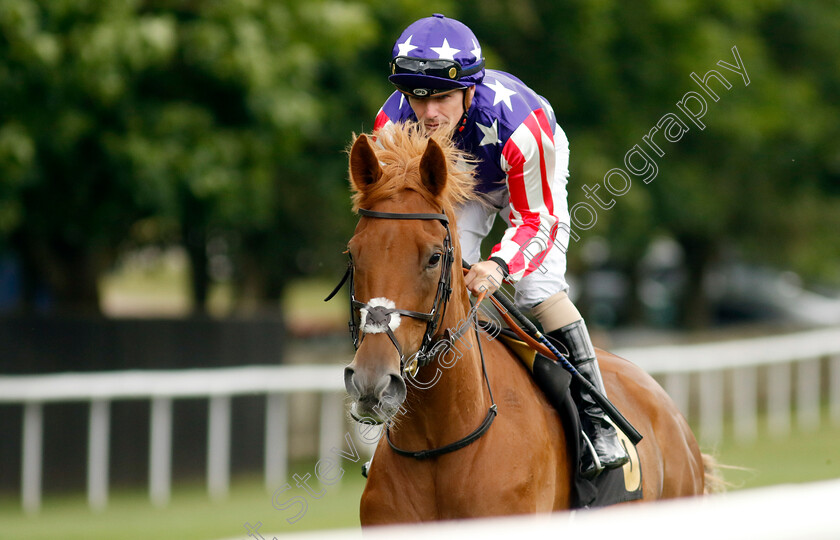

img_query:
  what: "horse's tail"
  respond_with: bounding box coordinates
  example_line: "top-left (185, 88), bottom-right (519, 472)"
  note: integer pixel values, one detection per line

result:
top-left (701, 453), bottom-right (728, 494)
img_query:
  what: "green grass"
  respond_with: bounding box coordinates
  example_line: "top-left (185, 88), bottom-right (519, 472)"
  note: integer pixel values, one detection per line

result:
top-left (2, 420), bottom-right (839, 539)
top-left (0, 465), bottom-right (366, 540)
top-left (701, 421), bottom-right (840, 490)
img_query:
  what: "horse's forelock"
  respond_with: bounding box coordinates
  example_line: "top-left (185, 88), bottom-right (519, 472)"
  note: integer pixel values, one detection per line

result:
top-left (349, 123), bottom-right (476, 213)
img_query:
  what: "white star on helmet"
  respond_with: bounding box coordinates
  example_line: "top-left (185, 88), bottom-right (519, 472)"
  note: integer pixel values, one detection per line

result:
top-left (431, 38), bottom-right (460, 61)
top-left (397, 35), bottom-right (418, 56)
top-left (471, 39), bottom-right (482, 62)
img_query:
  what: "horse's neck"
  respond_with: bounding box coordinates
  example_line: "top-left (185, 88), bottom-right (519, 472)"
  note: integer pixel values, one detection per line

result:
top-left (399, 289), bottom-right (491, 447)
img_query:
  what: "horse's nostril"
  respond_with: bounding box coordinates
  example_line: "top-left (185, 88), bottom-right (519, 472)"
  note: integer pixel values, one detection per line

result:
top-left (344, 366), bottom-right (361, 399)
top-left (379, 373), bottom-right (407, 406)
top-left (346, 362), bottom-right (405, 416)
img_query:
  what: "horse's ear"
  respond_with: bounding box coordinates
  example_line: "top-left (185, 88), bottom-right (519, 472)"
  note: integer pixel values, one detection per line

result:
top-left (349, 134), bottom-right (382, 191)
top-left (419, 138), bottom-right (448, 198)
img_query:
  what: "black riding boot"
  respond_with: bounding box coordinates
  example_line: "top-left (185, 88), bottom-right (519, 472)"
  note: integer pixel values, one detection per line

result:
top-left (548, 320), bottom-right (629, 478)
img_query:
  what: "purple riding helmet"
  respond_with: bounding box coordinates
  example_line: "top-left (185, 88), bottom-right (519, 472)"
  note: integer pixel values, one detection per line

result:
top-left (389, 14), bottom-right (486, 97)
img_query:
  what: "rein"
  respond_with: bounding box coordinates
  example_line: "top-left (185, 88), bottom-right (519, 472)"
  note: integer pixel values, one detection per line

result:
top-left (386, 305), bottom-right (497, 460)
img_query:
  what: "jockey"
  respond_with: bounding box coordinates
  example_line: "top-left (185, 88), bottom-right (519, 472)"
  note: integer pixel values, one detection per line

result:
top-left (373, 14), bottom-right (628, 477)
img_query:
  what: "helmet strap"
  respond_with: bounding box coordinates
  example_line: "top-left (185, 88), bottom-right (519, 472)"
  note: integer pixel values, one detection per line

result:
top-left (456, 88), bottom-right (473, 133)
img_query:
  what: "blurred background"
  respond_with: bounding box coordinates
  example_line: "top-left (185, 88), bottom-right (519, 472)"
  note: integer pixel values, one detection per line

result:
top-left (0, 1), bottom-right (838, 539)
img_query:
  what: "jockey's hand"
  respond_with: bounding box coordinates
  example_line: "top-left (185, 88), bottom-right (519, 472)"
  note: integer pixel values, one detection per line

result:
top-left (464, 260), bottom-right (507, 297)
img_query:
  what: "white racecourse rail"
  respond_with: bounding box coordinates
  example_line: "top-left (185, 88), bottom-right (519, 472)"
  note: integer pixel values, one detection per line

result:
top-left (264, 478), bottom-right (840, 540)
top-left (1, 325), bottom-right (839, 513)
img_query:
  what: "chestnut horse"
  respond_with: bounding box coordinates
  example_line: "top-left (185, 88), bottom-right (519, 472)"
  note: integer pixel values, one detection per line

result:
top-left (341, 124), bottom-right (707, 525)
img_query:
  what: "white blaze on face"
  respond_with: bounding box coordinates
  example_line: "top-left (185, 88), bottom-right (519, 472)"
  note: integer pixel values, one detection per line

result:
top-left (360, 297), bottom-right (401, 334)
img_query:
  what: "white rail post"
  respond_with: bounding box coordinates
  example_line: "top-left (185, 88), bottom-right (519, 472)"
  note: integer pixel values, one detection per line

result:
top-left (664, 372), bottom-right (690, 421)
top-left (87, 399), bottom-right (111, 511)
top-left (796, 358), bottom-right (821, 432)
top-left (732, 366), bottom-right (758, 444)
top-left (207, 395), bottom-right (232, 500)
top-left (149, 396), bottom-right (173, 507)
top-left (767, 362), bottom-right (791, 438)
top-left (265, 393), bottom-right (289, 493)
top-left (319, 392), bottom-right (345, 469)
top-left (699, 370), bottom-right (724, 444)
top-left (831, 355), bottom-right (840, 427)
top-left (21, 402), bottom-right (43, 514)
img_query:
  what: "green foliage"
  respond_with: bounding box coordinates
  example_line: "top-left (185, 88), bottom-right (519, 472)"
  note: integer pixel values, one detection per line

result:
top-left (0, 1), bottom-right (386, 311)
top-left (0, 0), bottom-right (837, 320)
top-left (457, 0), bottom-right (840, 325)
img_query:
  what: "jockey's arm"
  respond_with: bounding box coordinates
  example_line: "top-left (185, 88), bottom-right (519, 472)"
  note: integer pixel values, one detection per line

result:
top-left (489, 120), bottom-right (560, 283)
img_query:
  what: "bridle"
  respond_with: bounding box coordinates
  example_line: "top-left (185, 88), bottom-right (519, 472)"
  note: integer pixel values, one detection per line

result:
top-left (325, 208), bottom-right (455, 376)
top-left (326, 206), bottom-right (498, 460)
top-left (328, 203), bottom-right (643, 461)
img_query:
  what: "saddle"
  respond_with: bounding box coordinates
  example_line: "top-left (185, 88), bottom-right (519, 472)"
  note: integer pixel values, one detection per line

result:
top-left (489, 324), bottom-right (643, 508)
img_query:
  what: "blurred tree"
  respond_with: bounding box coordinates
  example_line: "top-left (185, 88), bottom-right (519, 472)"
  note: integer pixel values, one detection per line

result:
top-left (2, 0), bottom-right (836, 327)
top-left (457, 0), bottom-right (840, 327)
top-left (0, 0), bottom-right (445, 314)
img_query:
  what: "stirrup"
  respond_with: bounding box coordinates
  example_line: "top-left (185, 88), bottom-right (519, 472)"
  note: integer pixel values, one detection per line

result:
top-left (579, 430), bottom-right (604, 479)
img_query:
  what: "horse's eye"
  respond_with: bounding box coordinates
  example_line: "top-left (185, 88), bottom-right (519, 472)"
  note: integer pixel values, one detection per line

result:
top-left (427, 252), bottom-right (442, 268)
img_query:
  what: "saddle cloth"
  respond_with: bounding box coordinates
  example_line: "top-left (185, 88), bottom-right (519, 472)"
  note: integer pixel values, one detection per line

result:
top-left (494, 329), bottom-right (643, 508)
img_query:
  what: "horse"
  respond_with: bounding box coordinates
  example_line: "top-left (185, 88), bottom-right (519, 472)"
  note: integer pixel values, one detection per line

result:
top-left (340, 123), bottom-right (710, 525)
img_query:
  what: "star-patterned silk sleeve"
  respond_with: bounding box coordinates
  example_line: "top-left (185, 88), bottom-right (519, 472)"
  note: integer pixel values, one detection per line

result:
top-left (374, 67), bottom-right (563, 283)
top-left (490, 106), bottom-right (559, 282)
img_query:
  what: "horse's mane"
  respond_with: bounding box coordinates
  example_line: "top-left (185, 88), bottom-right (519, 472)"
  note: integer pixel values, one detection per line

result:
top-left (350, 122), bottom-right (477, 214)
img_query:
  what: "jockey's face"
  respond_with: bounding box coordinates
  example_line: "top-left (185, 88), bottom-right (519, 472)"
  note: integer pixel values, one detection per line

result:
top-left (408, 87), bottom-right (475, 133)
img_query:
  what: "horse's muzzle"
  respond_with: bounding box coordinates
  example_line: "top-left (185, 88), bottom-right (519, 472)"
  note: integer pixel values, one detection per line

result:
top-left (344, 363), bottom-right (407, 424)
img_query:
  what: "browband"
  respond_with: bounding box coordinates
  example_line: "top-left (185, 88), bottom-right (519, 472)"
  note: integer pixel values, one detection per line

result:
top-left (358, 208), bottom-right (449, 223)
